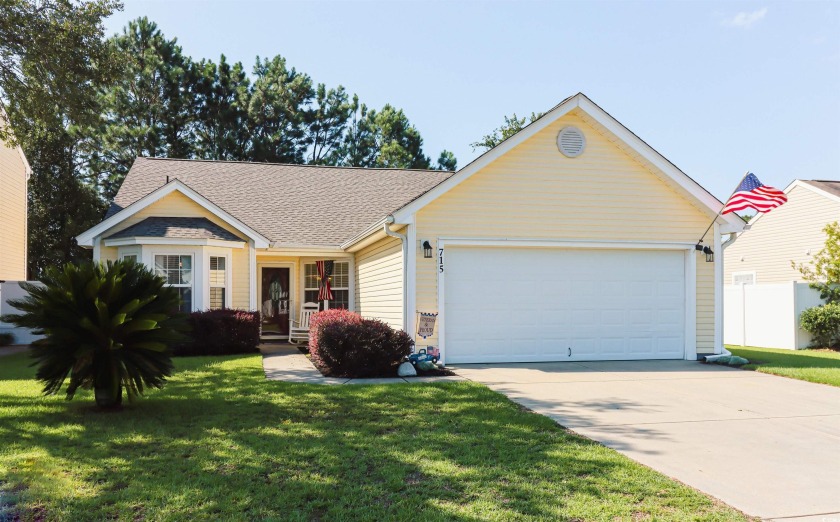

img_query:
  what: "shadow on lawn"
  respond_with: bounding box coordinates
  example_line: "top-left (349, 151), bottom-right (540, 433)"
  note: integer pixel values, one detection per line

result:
top-left (482, 391), bottom-right (675, 455)
top-left (0, 355), bottom-right (722, 521)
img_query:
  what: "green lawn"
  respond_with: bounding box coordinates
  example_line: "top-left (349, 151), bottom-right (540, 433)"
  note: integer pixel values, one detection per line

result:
top-left (0, 353), bottom-right (749, 521)
top-left (727, 346), bottom-right (840, 387)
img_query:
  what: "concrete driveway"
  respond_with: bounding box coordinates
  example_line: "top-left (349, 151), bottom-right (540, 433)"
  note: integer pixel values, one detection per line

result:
top-left (452, 360), bottom-right (840, 521)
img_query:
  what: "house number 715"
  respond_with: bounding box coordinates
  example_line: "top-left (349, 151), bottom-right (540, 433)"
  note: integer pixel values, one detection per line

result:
top-left (438, 248), bottom-right (444, 273)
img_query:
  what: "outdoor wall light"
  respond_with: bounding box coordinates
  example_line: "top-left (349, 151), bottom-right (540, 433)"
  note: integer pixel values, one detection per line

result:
top-left (423, 241), bottom-right (433, 258)
top-left (695, 243), bottom-right (714, 262)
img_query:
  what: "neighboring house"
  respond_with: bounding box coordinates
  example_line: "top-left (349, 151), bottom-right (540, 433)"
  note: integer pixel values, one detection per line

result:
top-left (77, 93), bottom-right (744, 364)
top-left (0, 110), bottom-right (30, 280)
top-left (0, 109), bottom-right (34, 345)
top-left (723, 179), bottom-right (840, 349)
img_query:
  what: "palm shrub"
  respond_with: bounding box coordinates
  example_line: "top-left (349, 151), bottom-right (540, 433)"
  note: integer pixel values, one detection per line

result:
top-left (2, 260), bottom-right (188, 408)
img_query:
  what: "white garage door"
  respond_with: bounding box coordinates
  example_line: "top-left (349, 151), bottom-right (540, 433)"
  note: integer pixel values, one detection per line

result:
top-left (444, 247), bottom-right (686, 363)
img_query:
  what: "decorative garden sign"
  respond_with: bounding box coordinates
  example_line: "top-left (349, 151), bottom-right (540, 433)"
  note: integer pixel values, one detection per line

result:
top-left (417, 312), bottom-right (438, 339)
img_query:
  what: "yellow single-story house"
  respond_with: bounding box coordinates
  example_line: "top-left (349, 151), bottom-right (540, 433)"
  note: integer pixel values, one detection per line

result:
top-left (77, 93), bottom-right (744, 364)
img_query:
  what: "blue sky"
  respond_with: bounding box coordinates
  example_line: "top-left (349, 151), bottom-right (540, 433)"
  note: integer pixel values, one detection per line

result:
top-left (105, 1), bottom-right (840, 201)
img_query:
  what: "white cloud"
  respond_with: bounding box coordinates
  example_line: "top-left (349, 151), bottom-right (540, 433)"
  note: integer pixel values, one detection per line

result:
top-left (721, 7), bottom-right (768, 29)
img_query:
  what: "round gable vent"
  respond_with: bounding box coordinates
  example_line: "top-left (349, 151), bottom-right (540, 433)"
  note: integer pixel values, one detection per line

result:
top-left (557, 126), bottom-right (586, 158)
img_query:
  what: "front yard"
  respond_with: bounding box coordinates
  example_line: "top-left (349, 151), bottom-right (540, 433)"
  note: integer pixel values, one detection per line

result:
top-left (0, 352), bottom-right (748, 521)
top-left (727, 346), bottom-right (840, 387)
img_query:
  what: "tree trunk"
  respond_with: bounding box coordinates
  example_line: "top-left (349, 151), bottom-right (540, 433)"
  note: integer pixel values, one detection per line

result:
top-left (94, 384), bottom-right (122, 408)
top-left (94, 364), bottom-right (123, 408)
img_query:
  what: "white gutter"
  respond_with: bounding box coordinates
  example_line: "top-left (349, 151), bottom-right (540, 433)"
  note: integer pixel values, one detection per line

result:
top-left (383, 215), bottom-right (409, 330)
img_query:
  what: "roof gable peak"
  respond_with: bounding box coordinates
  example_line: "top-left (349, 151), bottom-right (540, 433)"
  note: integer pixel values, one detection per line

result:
top-left (391, 93), bottom-right (744, 233)
top-left (76, 179), bottom-right (270, 248)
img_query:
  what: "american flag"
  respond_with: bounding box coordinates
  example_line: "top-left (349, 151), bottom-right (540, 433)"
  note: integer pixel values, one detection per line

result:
top-left (316, 260), bottom-right (334, 301)
top-left (721, 173), bottom-right (787, 215)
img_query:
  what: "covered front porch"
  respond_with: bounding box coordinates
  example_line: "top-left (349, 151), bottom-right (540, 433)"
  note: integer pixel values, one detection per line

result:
top-left (255, 252), bottom-right (354, 343)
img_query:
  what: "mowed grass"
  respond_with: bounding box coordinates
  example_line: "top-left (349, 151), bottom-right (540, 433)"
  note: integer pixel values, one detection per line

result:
top-left (0, 353), bottom-right (750, 521)
top-left (727, 345), bottom-right (840, 387)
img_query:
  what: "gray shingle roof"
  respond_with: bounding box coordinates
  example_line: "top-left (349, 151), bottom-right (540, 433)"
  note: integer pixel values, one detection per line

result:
top-left (105, 216), bottom-right (244, 242)
top-left (801, 180), bottom-right (840, 199)
top-left (107, 158), bottom-right (454, 247)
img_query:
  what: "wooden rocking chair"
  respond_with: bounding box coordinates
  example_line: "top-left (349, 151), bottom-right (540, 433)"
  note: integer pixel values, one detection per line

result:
top-left (289, 302), bottom-right (320, 344)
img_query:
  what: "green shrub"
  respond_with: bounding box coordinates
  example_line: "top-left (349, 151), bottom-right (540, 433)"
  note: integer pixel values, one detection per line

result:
top-left (1, 260), bottom-right (188, 408)
top-left (0, 332), bottom-right (14, 346)
top-left (174, 309), bottom-right (260, 356)
top-left (309, 309), bottom-right (413, 377)
top-left (800, 303), bottom-right (840, 348)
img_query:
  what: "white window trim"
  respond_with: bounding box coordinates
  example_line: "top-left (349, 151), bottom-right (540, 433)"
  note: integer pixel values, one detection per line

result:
top-left (435, 238), bottom-right (698, 366)
top-left (303, 260), bottom-right (351, 310)
top-left (104, 237), bottom-right (245, 248)
top-left (208, 252), bottom-right (232, 309)
top-left (153, 252), bottom-right (196, 313)
top-left (731, 271), bottom-right (757, 285)
top-left (118, 245), bottom-right (141, 262)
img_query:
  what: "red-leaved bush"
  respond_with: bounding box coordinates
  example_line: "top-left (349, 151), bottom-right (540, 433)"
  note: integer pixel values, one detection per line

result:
top-left (174, 309), bottom-right (260, 356)
top-left (308, 309), bottom-right (413, 377)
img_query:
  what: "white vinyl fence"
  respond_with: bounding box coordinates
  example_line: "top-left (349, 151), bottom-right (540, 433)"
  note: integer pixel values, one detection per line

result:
top-left (724, 282), bottom-right (824, 350)
top-left (0, 281), bottom-right (44, 345)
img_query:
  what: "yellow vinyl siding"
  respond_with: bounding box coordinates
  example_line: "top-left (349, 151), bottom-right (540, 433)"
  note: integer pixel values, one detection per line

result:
top-left (0, 140), bottom-right (27, 280)
top-left (355, 235), bottom-right (403, 330)
top-left (696, 260), bottom-right (714, 350)
top-left (99, 246), bottom-right (118, 263)
top-left (415, 109), bottom-right (716, 354)
top-left (724, 185), bottom-right (840, 284)
top-left (231, 247), bottom-right (250, 309)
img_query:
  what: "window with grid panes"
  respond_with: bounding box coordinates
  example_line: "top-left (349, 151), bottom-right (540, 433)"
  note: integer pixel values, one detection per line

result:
top-left (154, 255), bottom-right (193, 313)
top-left (209, 256), bottom-right (226, 309)
top-left (304, 261), bottom-right (349, 309)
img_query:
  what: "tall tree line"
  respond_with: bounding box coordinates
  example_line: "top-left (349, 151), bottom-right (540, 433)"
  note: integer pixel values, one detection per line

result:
top-left (87, 17), bottom-right (456, 201)
top-left (0, 4), bottom-right (456, 276)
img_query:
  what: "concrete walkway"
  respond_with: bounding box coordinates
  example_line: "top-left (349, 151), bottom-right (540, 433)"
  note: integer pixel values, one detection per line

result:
top-left (260, 344), bottom-right (465, 384)
top-left (451, 360), bottom-right (840, 521)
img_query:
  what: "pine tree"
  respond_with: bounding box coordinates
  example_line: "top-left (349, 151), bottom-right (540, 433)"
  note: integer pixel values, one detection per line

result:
top-left (86, 17), bottom-right (198, 199)
top-left (247, 55), bottom-right (312, 164)
top-left (194, 55), bottom-right (252, 160)
top-left (304, 83), bottom-right (352, 164)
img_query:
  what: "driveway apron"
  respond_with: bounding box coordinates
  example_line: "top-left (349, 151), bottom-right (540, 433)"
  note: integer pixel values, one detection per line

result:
top-left (452, 360), bottom-right (840, 521)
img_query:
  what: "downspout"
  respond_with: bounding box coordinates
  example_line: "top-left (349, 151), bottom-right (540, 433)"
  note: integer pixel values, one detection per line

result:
top-left (384, 215), bottom-right (409, 331)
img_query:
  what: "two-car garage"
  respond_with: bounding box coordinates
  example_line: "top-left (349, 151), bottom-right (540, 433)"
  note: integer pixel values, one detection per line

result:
top-left (442, 245), bottom-right (689, 364)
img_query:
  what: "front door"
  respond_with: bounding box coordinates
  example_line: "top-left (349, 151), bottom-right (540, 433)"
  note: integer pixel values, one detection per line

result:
top-left (261, 267), bottom-right (290, 336)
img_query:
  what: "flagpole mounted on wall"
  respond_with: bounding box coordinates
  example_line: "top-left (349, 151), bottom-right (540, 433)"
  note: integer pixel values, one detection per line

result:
top-left (695, 171), bottom-right (751, 262)
top-left (695, 171), bottom-right (789, 262)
